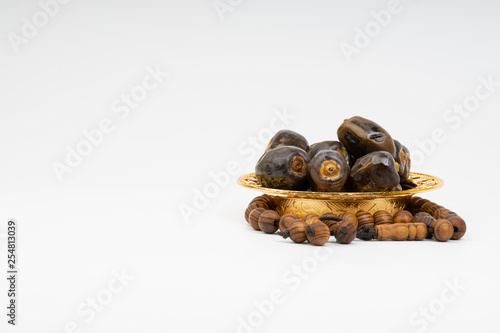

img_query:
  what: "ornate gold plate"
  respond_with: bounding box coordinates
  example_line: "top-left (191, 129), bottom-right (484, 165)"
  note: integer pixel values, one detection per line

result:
top-left (237, 172), bottom-right (443, 218)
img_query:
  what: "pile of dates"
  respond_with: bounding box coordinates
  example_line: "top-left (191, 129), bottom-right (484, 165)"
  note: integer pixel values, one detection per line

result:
top-left (255, 116), bottom-right (413, 192)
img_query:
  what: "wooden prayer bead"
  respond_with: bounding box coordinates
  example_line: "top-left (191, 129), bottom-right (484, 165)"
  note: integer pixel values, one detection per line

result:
top-left (375, 223), bottom-right (427, 241)
top-left (435, 208), bottom-right (453, 220)
top-left (244, 206), bottom-right (252, 223)
top-left (286, 220), bottom-right (308, 243)
top-left (414, 212), bottom-right (435, 239)
top-left (445, 211), bottom-right (458, 218)
top-left (413, 198), bottom-right (431, 212)
top-left (405, 202), bottom-right (414, 215)
top-left (319, 213), bottom-right (340, 229)
top-left (328, 223), bottom-right (340, 236)
top-left (407, 224), bottom-right (417, 240)
top-left (250, 195), bottom-right (273, 207)
top-left (319, 213), bottom-right (342, 235)
top-left (328, 221), bottom-right (342, 236)
top-left (334, 220), bottom-right (357, 244)
top-left (420, 202), bottom-right (446, 219)
top-left (249, 199), bottom-right (270, 209)
top-left (446, 215), bottom-right (467, 240)
top-left (408, 196), bottom-right (423, 205)
top-left (415, 197), bottom-right (431, 206)
top-left (406, 196), bottom-right (421, 214)
top-left (432, 219), bottom-right (454, 242)
top-left (410, 197), bottom-right (430, 215)
top-left (375, 224), bottom-right (409, 241)
top-left (374, 210), bottom-right (393, 225)
top-left (393, 210), bottom-right (414, 224)
top-left (432, 206), bottom-right (448, 219)
top-left (414, 211), bottom-right (433, 223)
top-left (245, 201), bottom-right (269, 222)
top-left (279, 214), bottom-right (298, 232)
top-left (258, 210), bottom-right (280, 234)
top-left (410, 223), bottom-right (428, 241)
top-left (305, 214), bottom-right (321, 224)
top-left (355, 211), bottom-right (374, 229)
top-left (419, 201), bottom-right (436, 211)
top-left (248, 208), bottom-right (266, 231)
top-left (339, 212), bottom-right (359, 228)
top-left (249, 197), bottom-right (272, 207)
top-left (305, 221), bottom-right (330, 246)
top-left (249, 197), bottom-right (268, 205)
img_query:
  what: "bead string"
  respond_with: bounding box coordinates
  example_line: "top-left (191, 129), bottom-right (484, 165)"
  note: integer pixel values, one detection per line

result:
top-left (244, 195), bottom-right (467, 246)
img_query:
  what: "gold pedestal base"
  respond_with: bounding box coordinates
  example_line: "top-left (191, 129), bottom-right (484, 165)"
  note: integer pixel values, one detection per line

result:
top-left (271, 197), bottom-right (409, 218)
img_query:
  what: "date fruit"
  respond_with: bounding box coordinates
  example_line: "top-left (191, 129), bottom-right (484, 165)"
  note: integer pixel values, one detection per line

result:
top-left (347, 151), bottom-right (400, 192)
top-left (308, 140), bottom-right (352, 166)
top-left (337, 116), bottom-right (396, 159)
top-left (394, 140), bottom-right (411, 183)
top-left (307, 150), bottom-right (349, 192)
top-left (265, 129), bottom-right (308, 152)
top-left (255, 146), bottom-right (309, 190)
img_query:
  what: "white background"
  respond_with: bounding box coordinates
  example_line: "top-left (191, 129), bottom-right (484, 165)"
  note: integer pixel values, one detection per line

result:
top-left (1, 0), bottom-right (500, 332)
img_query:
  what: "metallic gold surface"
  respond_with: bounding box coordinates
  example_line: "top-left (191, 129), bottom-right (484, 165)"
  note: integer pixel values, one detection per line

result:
top-left (237, 172), bottom-right (443, 218)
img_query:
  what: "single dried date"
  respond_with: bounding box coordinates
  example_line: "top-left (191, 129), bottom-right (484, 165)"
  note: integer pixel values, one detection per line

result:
top-left (337, 116), bottom-right (396, 159)
top-left (255, 146), bottom-right (309, 190)
top-left (346, 151), bottom-right (400, 192)
top-left (307, 150), bottom-right (349, 192)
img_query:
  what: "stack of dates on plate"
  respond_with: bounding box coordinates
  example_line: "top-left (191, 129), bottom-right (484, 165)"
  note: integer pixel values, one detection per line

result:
top-left (255, 116), bottom-right (413, 192)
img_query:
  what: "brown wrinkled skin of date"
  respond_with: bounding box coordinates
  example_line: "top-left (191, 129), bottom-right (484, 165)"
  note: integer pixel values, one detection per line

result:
top-left (346, 151), bottom-right (400, 192)
top-left (265, 129), bottom-right (309, 152)
top-left (337, 116), bottom-right (396, 159)
top-left (308, 140), bottom-right (352, 166)
top-left (307, 150), bottom-right (349, 192)
top-left (256, 146), bottom-right (310, 190)
top-left (394, 140), bottom-right (411, 183)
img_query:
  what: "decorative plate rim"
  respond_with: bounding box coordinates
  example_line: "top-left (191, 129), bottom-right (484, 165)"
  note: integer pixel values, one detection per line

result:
top-left (237, 172), bottom-right (443, 199)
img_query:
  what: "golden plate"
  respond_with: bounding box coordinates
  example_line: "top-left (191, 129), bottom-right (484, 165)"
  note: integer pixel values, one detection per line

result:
top-left (237, 172), bottom-right (443, 218)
